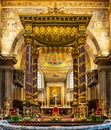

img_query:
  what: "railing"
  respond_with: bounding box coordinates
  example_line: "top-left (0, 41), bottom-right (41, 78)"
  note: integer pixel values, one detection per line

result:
top-left (0, 122), bottom-right (111, 130)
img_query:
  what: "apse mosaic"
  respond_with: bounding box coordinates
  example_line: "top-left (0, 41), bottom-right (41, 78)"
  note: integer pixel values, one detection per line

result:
top-left (38, 51), bottom-right (73, 68)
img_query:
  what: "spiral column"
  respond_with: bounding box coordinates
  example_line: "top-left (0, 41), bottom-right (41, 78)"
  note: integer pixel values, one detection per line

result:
top-left (73, 58), bottom-right (79, 105)
top-left (78, 36), bottom-right (86, 103)
top-left (72, 47), bottom-right (79, 106)
top-left (25, 37), bottom-right (33, 102)
top-left (32, 53), bottom-right (39, 105)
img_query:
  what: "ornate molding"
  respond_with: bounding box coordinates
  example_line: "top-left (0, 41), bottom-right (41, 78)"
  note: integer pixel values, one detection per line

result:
top-left (24, 36), bottom-right (33, 44)
top-left (20, 15), bottom-right (91, 46)
top-left (0, 54), bottom-right (17, 66)
top-left (94, 53), bottom-right (111, 66)
top-left (78, 34), bottom-right (86, 45)
top-left (2, 1), bottom-right (109, 8)
top-left (72, 46), bottom-right (79, 58)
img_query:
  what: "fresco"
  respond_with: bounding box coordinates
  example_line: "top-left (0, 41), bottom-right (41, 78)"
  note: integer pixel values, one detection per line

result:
top-left (88, 9), bottom-right (110, 56)
top-left (1, 9), bottom-right (23, 56)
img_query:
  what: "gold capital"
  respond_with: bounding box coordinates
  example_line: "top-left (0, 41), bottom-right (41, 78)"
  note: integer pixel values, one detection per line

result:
top-left (25, 37), bottom-right (33, 44)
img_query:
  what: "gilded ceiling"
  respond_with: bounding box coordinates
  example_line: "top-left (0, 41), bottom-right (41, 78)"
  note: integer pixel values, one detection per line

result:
top-left (33, 26), bottom-right (78, 46)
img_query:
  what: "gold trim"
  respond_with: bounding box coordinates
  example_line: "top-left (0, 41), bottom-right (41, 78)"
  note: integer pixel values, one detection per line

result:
top-left (33, 92), bottom-right (38, 96)
top-left (73, 92), bottom-right (78, 94)
top-left (79, 62), bottom-right (85, 66)
top-left (32, 86), bottom-right (37, 89)
top-left (26, 71), bottom-right (32, 74)
top-left (78, 72), bottom-right (86, 77)
top-left (79, 82), bottom-right (86, 87)
top-left (74, 85), bottom-right (78, 88)
top-left (25, 91), bottom-right (33, 96)
top-left (74, 70), bottom-right (78, 73)
top-left (26, 61), bottom-right (32, 64)
top-left (74, 63), bottom-right (78, 66)
top-left (25, 81), bottom-right (32, 85)
top-left (78, 91), bottom-right (86, 95)
top-left (32, 77), bottom-right (37, 80)
top-left (74, 77), bottom-right (78, 80)
top-left (79, 52), bottom-right (85, 57)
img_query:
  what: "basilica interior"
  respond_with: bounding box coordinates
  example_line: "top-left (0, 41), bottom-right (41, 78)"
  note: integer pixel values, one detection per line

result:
top-left (0, 0), bottom-right (111, 127)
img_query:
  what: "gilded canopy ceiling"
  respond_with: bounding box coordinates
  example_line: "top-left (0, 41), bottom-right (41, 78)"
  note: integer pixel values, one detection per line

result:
top-left (20, 14), bottom-right (91, 47)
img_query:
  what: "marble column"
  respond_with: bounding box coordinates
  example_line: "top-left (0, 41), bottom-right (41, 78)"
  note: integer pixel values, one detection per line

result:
top-left (78, 36), bottom-right (86, 103)
top-left (25, 37), bottom-right (33, 103)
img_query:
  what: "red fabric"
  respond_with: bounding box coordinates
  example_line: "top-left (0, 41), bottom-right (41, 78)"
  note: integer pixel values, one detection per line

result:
top-left (53, 107), bottom-right (59, 113)
top-left (96, 101), bottom-right (98, 109)
top-left (96, 108), bottom-right (102, 115)
top-left (52, 106), bottom-right (60, 116)
top-left (9, 108), bottom-right (16, 116)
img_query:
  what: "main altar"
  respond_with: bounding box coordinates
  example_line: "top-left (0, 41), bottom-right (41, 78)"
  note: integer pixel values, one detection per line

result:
top-left (40, 106), bottom-right (72, 115)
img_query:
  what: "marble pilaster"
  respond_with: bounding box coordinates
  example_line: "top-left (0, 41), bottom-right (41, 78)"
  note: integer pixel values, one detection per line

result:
top-left (109, 0), bottom-right (111, 53)
top-left (0, 70), bottom-right (2, 107)
top-left (0, 1), bottom-right (2, 53)
top-left (95, 54), bottom-right (111, 112)
top-left (5, 68), bottom-right (13, 98)
top-left (0, 55), bottom-right (17, 108)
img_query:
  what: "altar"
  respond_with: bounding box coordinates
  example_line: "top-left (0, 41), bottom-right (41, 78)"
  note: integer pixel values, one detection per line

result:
top-left (40, 106), bottom-right (72, 115)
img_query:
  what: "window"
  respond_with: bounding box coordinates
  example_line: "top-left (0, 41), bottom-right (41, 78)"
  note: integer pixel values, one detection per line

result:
top-left (37, 71), bottom-right (42, 89)
top-left (69, 71), bottom-right (74, 89)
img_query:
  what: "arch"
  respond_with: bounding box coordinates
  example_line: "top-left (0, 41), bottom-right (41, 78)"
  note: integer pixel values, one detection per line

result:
top-left (14, 43), bottom-right (26, 69)
top-left (10, 29), bottom-right (24, 55)
top-left (85, 47), bottom-right (92, 71)
top-left (86, 30), bottom-right (100, 52)
top-left (85, 43), bottom-right (95, 70)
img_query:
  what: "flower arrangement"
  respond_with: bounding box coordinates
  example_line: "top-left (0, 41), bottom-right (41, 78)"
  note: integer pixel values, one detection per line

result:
top-left (36, 113), bottom-right (41, 118)
top-left (11, 115), bottom-right (19, 121)
top-left (50, 116), bottom-right (62, 122)
top-left (23, 116), bottom-right (31, 122)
